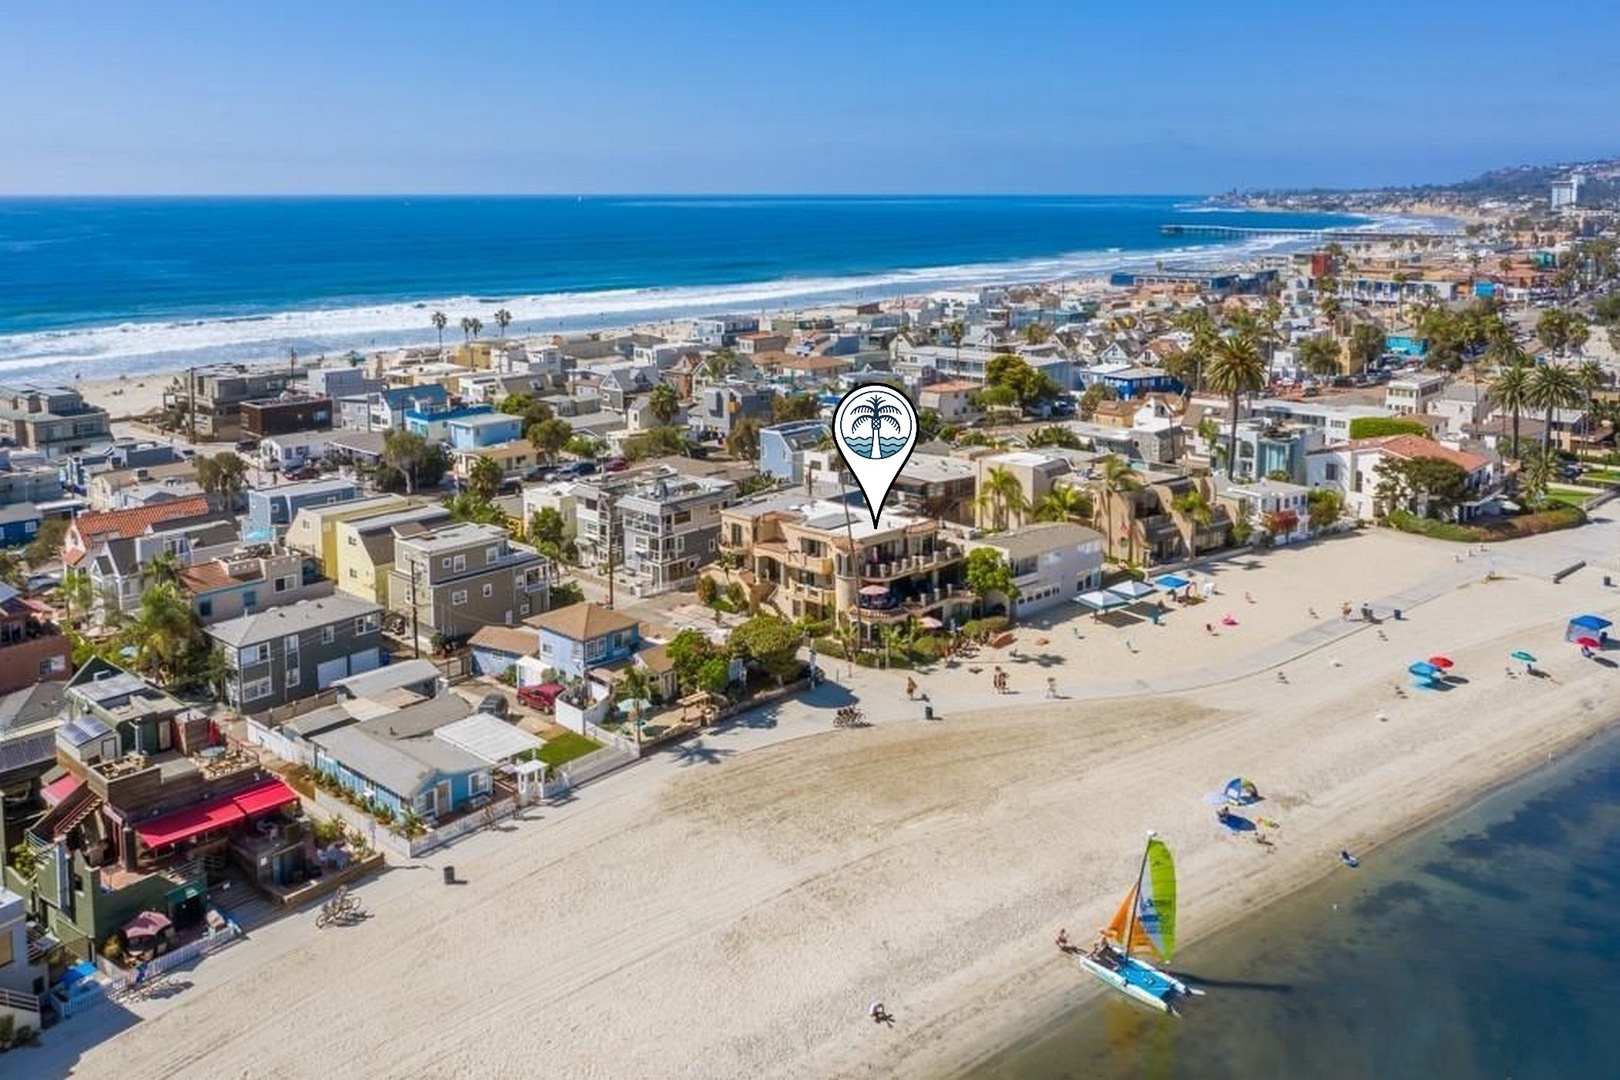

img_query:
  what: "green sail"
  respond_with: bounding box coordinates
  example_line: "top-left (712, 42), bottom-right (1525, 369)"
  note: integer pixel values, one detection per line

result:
top-left (1135, 837), bottom-right (1178, 962)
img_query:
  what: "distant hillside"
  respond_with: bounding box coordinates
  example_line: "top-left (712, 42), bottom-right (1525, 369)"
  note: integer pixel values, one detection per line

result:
top-left (1239, 156), bottom-right (1620, 209)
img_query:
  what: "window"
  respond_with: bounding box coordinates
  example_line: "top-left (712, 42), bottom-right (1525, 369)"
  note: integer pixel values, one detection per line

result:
top-left (286, 668), bottom-right (301, 689)
top-left (452, 590), bottom-right (468, 606)
top-left (285, 634), bottom-right (300, 655)
top-left (348, 535), bottom-right (358, 547)
top-left (441, 557), bottom-right (452, 569)
top-left (1324, 463), bottom-right (1341, 482)
top-left (519, 601), bottom-right (530, 616)
top-left (453, 554), bottom-right (467, 572)
top-left (274, 576), bottom-right (293, 593)
top-left (243, 677), bottom-right (274, 701)
top-left (347, 568), bottom-right (358, 580)
top-left (471, 772), bottom-right (492, 795)
top-left (354, 614), bottom-right (379, 634)
top-left (482, 583), bottom-right (494, 598)
top-left (198, 598), bottom-right (213, 618)
top-left (485, 546), bottom-right (500, 565)
top-left (243, 590), bottom-right (258, 609)
top-left (243, 643), bottom-right (270, 664)
top-left (322, 625), bottom-right (335, 645)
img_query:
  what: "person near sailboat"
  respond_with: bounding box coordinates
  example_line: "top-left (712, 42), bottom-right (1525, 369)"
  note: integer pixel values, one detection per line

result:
top-left (1072, 831), bottom-right (1201, 1013)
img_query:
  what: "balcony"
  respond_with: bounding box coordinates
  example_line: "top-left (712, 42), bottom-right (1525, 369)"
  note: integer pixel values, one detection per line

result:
top-left (858, 548), bottom-right (958, 580)
top-left (784, 548), bottom-right (834, 576)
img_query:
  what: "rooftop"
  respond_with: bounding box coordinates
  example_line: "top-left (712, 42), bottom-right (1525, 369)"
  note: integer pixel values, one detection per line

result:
top-left (527, 602), bottom-right (638, 641)
top-left (975, 521), bottom-right (1103, 560)
top-left (206, 594), bottom-right (382, 648)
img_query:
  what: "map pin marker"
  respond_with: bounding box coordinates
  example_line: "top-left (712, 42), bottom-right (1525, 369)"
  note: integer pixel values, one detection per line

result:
top-left (833, 384), bottom-right (919, 529)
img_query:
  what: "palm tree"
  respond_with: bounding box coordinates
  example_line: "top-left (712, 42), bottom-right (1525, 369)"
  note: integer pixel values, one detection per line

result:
top-left (460, 316), bottom-right (474, 345)
top-left (1097, 454), bottom-right (1141, 562)
top-left (147, 550), bottom-right (185, 590)
top-left (494, 308), bottom-right (513, 339)
top-left (1518, 444), bottom-right (1557, 508)
top-left (848, 396), bottom-right (903, 459)
top-left (1527, 362), bottom-right (1584, 455)
top-left (1206, 330), bottom-right (1267, 480)
top-left (1033, 484), bottom-right (1092, 524)
top-left (1297, 335), bottom-right (1341, 379)
top-left (431, 310), bottom-right (448, 357)
top-left (468, 316), bottom-right (483, 341)
top-left (1490, 358), bottom-right (1533, 461)
top-left (945, 319), bottom-right (967, 376)
top-left (975, 465), bottom-right (1028, 531)
top-left (648, 383), bottom-right (681, 425)
top-left (128, 582), bottom-right (202, 685)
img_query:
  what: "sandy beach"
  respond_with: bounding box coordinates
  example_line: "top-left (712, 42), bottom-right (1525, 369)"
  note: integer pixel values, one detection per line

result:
top-left (29, 519), bottom-right (1620, 1079)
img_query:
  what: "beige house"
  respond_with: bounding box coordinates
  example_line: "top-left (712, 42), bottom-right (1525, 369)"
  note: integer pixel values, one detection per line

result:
top-left (287, 493), bottom-right (410, 574)
top-left (972, 449), bottom-right (1073, 530)
top-left (718, 497), bottom-right (971, 639)
top-left (331, 504), bottom-right (453, 604)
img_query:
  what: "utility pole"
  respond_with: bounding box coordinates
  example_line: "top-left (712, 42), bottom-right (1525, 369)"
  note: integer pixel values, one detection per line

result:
top-left (409, 558), bottom-right (421, 659)
top-left (187, 366), bottom-right (197, 445)
top-left (603, 491), bottom-right (616, 610)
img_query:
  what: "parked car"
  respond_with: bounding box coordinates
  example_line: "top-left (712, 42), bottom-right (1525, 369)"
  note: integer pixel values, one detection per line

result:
top-left (476, 692), bottom-right (509, 719)
top-left (572, 460), bottom-right (598, 476)
top-left (604, 457), bottom-right (629, 472)
top-left (517, 682), bottom-right (565, 712)
top-left (235, 438), bottom-right (260, 452)
top-left (525, 465), bottom-right (557, 482)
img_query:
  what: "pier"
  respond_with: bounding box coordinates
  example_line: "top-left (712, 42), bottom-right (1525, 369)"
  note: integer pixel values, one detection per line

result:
top-left (1161, 224), bottom-right (1462, 243)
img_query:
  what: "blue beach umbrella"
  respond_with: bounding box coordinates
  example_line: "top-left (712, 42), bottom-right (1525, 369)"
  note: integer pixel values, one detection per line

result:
top-left (1510, 650), bottom-right (1537, 664)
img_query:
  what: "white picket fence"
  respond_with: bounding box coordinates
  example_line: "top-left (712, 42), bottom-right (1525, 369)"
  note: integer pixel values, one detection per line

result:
top-left (130, 919), bottom-right (242, 983)
top-left (547, 743), bottom-right (638, 795)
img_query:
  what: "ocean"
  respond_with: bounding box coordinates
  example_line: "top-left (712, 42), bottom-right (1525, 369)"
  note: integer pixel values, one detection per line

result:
top-left (0, 196), bottom-right (1386, 381)
top-left (972, 730), bottom-right (1620, 1080)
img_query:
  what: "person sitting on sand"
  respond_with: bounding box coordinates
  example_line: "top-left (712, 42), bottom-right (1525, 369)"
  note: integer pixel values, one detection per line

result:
top-left (869, 1001), bottom-right (892, 1025)
top-left (1205, 623), bottom-right (1216, 635)
top-left (1056, 928), bottom-right (1070, 951)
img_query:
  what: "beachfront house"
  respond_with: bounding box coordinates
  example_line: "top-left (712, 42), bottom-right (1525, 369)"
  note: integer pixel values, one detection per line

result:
top-left (1306, 434), bottom-right (1498, 522)
top-left (0, 582), bottom-right (71, 694)
top-left (963, 522), bottom-right (1105, 618)
top-left (1220, 479), bottom-right (1313, 544)
top-left (573, 467), bottom-right (737, 596)
top-left (1, 660), bottom-right (305, 950)
top-left (0, 385), bottom-right (113, 460)
top-left (758, 420), bottom-right (830, 485)
top-left (165, 365), bottom-right (293, 441)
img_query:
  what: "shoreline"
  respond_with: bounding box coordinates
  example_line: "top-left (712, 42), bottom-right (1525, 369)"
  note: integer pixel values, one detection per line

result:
top-left (956, 714), bottom-right (1620, 1077)
top-left (0, 204), bottom-right (1395, 383)
top-left (33, 523), bottom-right (1620, 1079)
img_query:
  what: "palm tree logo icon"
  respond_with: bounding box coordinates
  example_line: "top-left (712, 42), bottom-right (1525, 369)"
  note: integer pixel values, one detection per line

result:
top-left (840, 387), bottom-right (911, 459)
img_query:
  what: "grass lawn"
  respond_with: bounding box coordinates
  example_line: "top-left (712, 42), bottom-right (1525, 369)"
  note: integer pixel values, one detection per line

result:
top-left (1545, 486), bottom-right (1593, 507)
top-left (1580, 468), bottom-right (1620, 484)
top-left (532, 731), bottom-right (601, 768)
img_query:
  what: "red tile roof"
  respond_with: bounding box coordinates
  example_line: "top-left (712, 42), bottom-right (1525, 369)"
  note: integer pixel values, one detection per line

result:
top-left (1323, 434), bottom-right (1490, 473)
top-left (66, 495), bottom-right (213, 565)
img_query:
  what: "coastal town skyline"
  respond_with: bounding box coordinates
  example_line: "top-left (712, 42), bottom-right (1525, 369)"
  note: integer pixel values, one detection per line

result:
top-left (6, 0), bottom-right (1620, 196)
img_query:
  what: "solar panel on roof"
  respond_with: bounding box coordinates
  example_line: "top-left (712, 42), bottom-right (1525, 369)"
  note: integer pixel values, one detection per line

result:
top-left (61, 714), bottom-right (111, 746)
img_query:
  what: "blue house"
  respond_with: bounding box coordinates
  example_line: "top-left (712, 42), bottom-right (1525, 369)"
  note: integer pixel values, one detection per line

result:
top-left (243, 477), bottom-right (361, 544)
top-left (759, 420), bottom-right (829, 483)
top-left (0, 502), bottom-right (42, 547)
top-left (405, 404), bottom-right (494, 444)
top-left (1080, 364), bottom-right (1182, 400)
top-left (530, 603), bottom-right (641, 680)
top-left (296, 696), bottom-right (495, 820)
top-left (445, 411), bottom-right (524, 450)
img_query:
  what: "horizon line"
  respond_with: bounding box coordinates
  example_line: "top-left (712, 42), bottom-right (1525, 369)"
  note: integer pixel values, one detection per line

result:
top-left (0, 190), bottom-right (1215, 201)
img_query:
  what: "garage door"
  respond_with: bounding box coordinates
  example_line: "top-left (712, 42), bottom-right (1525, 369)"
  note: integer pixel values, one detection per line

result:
top-left (316, 657), bottom-right (350, 688)
top-left (348, 648), bottom-right (381, 676)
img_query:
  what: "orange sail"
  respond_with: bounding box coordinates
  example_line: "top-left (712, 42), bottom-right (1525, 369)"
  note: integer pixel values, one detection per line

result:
top-left (1105, 884), bottom-right (1161, 959)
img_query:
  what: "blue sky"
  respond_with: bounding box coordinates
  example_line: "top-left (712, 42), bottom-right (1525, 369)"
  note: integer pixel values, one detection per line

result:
top-left (3, 0), bottom-right (1616, 195)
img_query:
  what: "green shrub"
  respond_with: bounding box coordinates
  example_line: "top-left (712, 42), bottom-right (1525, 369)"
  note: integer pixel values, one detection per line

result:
top-left (1348, 417), bottom-right (1431, 440)
top-left (813, 636), bottom-right (845, 659)
top-left (312, 817), bottom-right (347, 845)
top-left (908, 636), bottom-right (943, 662)
top-left (696, 577), bottom-right (718, 604)
top-left (1388, 506), bottom-right (1586, 543)
top-left (961, 615), bottom-right (1011, 639)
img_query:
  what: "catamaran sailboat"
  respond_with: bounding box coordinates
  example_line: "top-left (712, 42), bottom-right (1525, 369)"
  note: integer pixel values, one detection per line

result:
top-left (1074, 831), bottom-right (1201, 1013)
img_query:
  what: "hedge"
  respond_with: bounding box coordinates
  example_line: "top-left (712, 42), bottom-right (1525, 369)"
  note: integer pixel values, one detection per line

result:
top-left (1387, 505), bottom-right (1587, 543)
top-left (1348, 417), bottom-right (1432, 440)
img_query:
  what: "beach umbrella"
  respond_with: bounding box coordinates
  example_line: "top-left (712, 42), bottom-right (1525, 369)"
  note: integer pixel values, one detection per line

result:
top-left (1510, 650), bottom-right (1537, 663)
top-left (1427, 656), bottom-right (1454, 669)
top-left (858, 584), bottom-right (888, 598)
top-left (1408, 661), bottom-right (1440, 679)
top-left (918, 616), bottom-right (944, 630)
top-left (1108, 580), bottom-right (1157, 601)
top-left (1574, 636), bottom-right (1601, 649)
top-left (1570, 615), bottom-right (1612, 631)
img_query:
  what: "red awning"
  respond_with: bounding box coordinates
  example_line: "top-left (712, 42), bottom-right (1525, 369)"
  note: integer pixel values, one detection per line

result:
top-left (41, 774), bottom-right (84, 808)
top-left (230, 777), bottom-right (300, 818)
top-left (134, 797), bottom-right (245, 849)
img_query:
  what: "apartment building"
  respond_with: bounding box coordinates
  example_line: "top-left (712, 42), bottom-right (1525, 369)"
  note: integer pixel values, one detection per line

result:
top-left (574, 467), bottom-right (736, 595)
top-left (208, 594), bottom-right (385, 711)
top-left (164, 366), bottom-right (294, 441)
top-left (0, 385), bottom-right (112, 459)
top-left (386, 523), bottom-right (551, 648)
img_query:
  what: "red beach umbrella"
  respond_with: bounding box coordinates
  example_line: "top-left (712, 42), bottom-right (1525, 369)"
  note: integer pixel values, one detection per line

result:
top-left (1427, 656), bottom-right (1454, 669)
top-left (1574, 636), bottom-right (1601, 649)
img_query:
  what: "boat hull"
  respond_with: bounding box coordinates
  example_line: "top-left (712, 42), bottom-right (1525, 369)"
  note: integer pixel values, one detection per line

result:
top-left (1075, 953), bottom-right (1187, 1013)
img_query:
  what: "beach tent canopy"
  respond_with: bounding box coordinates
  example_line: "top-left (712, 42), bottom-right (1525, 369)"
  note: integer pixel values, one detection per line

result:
top-left (1154, 574), bottom-right (1190, 591)
top-left (124, 911), bottom-right (172, 939)
top-left (1108, 580), bottom-right (1157, 601)
top-left (1567, 615), bottom-right (1612, 641)
top-left (1427, 656), bottom-right (1454, 669)
top-left (1075, 590), bottom-right (1127, 611)
top-left (1223, 778), bottom-right (1259, 804)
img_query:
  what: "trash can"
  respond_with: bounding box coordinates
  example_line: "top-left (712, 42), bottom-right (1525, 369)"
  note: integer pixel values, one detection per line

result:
top-left (442, 866), bottom-right (455, 885)
top-left (924, 705), bottom-right (934, 720)
top-left (1393, 608), bottom-right (1402, 621)
top-left (1605, 575), bottom-right (1613, 588)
